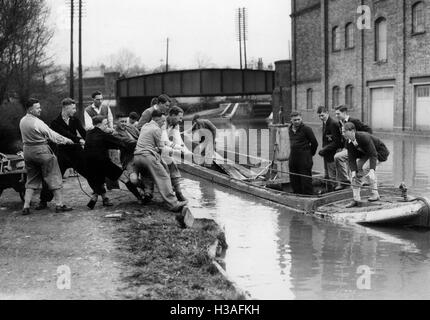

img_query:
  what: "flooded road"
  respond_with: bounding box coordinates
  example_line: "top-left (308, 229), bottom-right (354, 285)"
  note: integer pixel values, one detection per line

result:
top-left (182, 120), bottom-right (430, 300)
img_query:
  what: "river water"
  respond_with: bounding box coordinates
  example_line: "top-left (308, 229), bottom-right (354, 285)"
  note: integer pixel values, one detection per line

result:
top-left (181, 120), bottom-right (430, 300)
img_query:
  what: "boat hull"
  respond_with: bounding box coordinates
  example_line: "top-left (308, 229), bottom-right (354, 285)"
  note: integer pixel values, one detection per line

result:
top-left (178, 160), bottom-right (430, 228)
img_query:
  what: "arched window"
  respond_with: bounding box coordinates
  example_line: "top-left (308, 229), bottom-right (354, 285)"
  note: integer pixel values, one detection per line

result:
top-left (332, 26), bottom-right (341, 51)
top-left (332, 86), bottom-right (340, 108)
top-left (307, 88), bottom-right (313, 110)
top-left (345, 23), bottom-right (354, 48)
top-left (375, 18), bottom-right (388, 62)
top-left (413, 2), bottom-right (425, 33)
top-left (345, 85), bottom-right (354, 107)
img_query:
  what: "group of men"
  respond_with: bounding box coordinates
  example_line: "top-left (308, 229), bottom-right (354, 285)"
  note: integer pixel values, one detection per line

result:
top-left (287, 105), bottom-right (389, 208)
top-left (19, 91), bottom-right (191, 215)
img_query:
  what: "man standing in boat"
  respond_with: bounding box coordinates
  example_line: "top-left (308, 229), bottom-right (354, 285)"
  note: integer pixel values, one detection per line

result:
top-left (342, 122), bottom-right (389, 208)
top-left (334, 105), bottom-right (372, 191)
top-left (288, 112), bottom-right (318, 195)
top-left (317, 106), bottom-right (342, 191)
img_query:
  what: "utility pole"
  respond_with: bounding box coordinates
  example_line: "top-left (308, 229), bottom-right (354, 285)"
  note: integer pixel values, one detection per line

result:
top-left (69, 0), bottom-right (74, 99)
top-left (242, 7), bottom-right (248, 70)
top-left (236, 8), bottom-right (243, 70)
top-left (166, 38), bottom-right (169, 72)
top-left (78, 0), bottom-right (83, 118)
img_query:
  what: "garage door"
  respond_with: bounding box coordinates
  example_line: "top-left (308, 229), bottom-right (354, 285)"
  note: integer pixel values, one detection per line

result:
top-left (371, 87), bottom-right (394, 131)
top-left (415, 85), bottom-right (430, 131)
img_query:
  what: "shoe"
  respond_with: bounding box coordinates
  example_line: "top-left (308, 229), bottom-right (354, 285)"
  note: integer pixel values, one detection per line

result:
top-left (345, 201), bottom-right (361, 208)
top-left (87, 200), bottom-right (97, 210)
top-left (35, 202), bottom-right (48, 211)
top-left (171, 201), bottom-right (188, 213)
top-left (139, 194), bottom-right (153, 205)
top-left (22, 208), bottom-right (31, 216)
top-left (55, 205), bottom-right (73, 213)
top-left (102, 198), bottom-right (114, 207)
top-left (368, 195), bottom-right (381, 202)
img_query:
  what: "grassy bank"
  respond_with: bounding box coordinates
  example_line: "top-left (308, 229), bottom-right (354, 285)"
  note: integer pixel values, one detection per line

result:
top-left (114, 208), bottom-right (242, 300)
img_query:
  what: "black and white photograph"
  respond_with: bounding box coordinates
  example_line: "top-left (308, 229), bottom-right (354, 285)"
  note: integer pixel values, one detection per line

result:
top-left (1, 0), bottom-right (430, 304)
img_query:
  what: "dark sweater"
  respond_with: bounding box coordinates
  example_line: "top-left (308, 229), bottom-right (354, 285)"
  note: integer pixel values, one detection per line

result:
top-left (84, 127), bottom-right (131, 162)
top-left (346, 132), bottom-right (389, 171)
top-left (319, 116), bottom-right (342, 162)
top-left (289, 124), bottom-right (318, 156)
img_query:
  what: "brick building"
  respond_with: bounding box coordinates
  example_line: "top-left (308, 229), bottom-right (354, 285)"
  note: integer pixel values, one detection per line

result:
top-left (291, 0), bottom-right (430, 132)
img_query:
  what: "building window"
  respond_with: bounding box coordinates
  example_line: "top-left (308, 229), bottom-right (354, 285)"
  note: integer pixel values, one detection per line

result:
top-left (375, 18), bottom-right (388, 62)
top-left (345, 23), bottom-right (354, 48)
top-left (332, 86), bottom-right (340, 108)
top-left (307, 88), bottom-right (313, 110)
top-left (412, 2), bottom-right (425, 34)
top-left (345, 85), bottom-right (354, 107)
top-left (332, 26), bottom-right (341, 51)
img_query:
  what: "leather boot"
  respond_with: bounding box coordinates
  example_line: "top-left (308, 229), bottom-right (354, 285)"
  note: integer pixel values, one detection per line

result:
top-left (125, 182), bottom-right (143, 202)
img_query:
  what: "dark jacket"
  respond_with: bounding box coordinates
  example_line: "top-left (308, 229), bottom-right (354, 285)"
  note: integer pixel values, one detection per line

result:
top-left (84, 127), bottom-right (132, 162)
top-left (289, 123), bottom-right (318, 156)
top-left (340, 117), bottom-right (372, 146)
top-left (346, 132), bottom-right (389, 172)
top-left (50, 114), bottom-right (86, 143)
top-left (319, 116), bottom-right (342, 162)
top-left (113, 124), bottom-right (139, 167)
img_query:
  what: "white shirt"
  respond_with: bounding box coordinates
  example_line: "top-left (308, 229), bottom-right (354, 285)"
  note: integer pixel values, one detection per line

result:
top-left (84, 104), bottom-right (114, 131)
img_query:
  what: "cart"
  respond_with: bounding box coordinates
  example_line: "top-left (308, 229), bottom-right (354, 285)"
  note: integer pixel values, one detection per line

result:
top-left (0, 153), bottom-right (26, 201)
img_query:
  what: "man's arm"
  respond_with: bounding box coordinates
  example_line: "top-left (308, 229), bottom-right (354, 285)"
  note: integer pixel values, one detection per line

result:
top-left (353, 119), bottom-right (373, 134)
top-left (84, 111), bottom-right (93, 131)
top-left (320, 121), bottom-right (342, 156)
top-left (38, 119), bottom-right (72, 145)
top-left (358, 135), bottom-right (378, 170)
top-left (75, 118), bottom-right (87, 140)
top-left (136, 109), bottom-right (151, 131)
top-left (305, 126), bottom-right (318, 156)
top-left (107, 107), bottom-right (114, 129)
top-left (346, 144), bottom-right (359, 172)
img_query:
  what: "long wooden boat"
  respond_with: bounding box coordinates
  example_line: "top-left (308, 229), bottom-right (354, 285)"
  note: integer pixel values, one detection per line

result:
top-left (176, 156), bottom-right (430, 228)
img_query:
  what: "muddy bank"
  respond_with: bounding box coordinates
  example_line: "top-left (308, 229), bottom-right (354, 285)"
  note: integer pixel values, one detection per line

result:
top-left (0, 178), bottom-right (239, 300)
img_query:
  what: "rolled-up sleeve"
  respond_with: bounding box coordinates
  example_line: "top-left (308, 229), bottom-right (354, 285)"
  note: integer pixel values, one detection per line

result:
top-left (36, 119), bottom-right (68, 144)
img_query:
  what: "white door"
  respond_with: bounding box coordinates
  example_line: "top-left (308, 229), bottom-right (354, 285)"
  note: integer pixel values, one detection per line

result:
top-left (415, 85), bottom-right (430, 131)
top-left (371, 87), bottom-right (394, 131)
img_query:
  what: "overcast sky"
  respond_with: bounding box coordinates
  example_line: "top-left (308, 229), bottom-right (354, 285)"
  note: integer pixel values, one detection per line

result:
top-left (46, 0), bottom-right (291, 70)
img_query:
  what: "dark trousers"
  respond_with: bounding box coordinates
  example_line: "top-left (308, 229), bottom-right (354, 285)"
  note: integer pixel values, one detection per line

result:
top-left (40, 147), bottom-right (88, 203)
top-left (289, 150), bottom-right (314, 195)
top-left (86, 158), bottom-right (123, 196)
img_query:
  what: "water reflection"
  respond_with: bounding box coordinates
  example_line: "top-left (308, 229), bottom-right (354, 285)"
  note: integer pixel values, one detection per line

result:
top-left (181, 121), bottom-right (430, 300)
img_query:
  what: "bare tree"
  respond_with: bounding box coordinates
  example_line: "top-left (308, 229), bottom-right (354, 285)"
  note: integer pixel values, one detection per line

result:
top-left (194, 52), bottom-right (215, 69)
top-left (106, 48), bottom-right (146, 77)
top-left (0, 0), bottom-right (53, 105)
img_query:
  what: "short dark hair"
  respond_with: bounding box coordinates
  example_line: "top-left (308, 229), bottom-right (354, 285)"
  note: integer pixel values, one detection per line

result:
top-left (92, 115), bottom-right (106, 126)
top-left (62, 98), bottom-right (76, 107)
top-left (152, 109), bottom-right (164, 119)
top-left (158, 94), bottom-right (171, 105)
top-left (169, 106), bottom-right (184, 116)
top-left (26, 98), bottom-right (39, 110)
top-left (192, 114), bottom-right (200, 123)
top-left (290, 111), bottom-right (302, 118)
top-left (92, 90), bottom-right (102, 99)
top-left (335, 105), bottom-right (348, 113)
top-left (129, 112), bottom-right (139, 120)
top-left (150, 97), bottom-right (159, 106)
top-left (344, 122), bottom-right (356, 131)
top-left (317, 106), bottom-right (329, 114)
